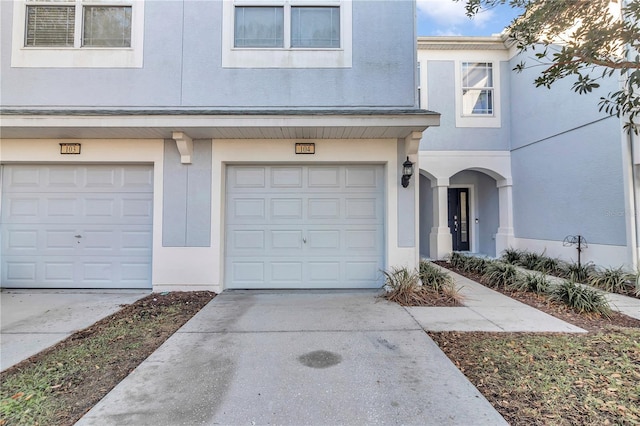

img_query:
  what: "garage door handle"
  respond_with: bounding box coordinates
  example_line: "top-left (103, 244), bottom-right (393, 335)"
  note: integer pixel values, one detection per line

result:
top-left (303, 238), bottom-right (307, 244)
top-left (74, 235), bottom-right (82, 238)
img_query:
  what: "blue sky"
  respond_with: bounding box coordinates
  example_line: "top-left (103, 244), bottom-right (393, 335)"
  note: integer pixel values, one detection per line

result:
top-left (416, 0), bottom-right (521, 36)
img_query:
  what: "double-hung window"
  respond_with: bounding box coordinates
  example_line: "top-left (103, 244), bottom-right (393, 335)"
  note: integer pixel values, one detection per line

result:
top-left (234, 4), bottom-right (340, 49)
top-left (455, 60), bottom-right (501, 128)
top-left (12, 0), bottom-right (144, 67)
top-left (461, 62), bottom-right (494, 116)
top-left (223, 1), bottom-right (351, 68)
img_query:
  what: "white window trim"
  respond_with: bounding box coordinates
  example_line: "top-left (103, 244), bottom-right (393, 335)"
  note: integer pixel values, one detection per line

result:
top-left (222, 0), bottom-right (352, 69)
top-left (454, 59), bottom-right (501, 128)
top-left (11, 0), bottom-right (144, 68)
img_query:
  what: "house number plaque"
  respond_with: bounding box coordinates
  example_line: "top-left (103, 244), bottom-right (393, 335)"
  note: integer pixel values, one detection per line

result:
top-left (295, 143), bottom-right (315, 154)
top-left (60, 143), bottom-right (81, 154)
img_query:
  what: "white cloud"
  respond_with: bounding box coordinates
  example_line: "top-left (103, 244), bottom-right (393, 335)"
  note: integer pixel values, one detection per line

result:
top-left (416, 0), bottom-right (495, 30)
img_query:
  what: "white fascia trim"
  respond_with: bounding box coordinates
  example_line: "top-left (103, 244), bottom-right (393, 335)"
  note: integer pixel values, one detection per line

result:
top-left (221, 0), bottom-right (352, 68)
top-left (1, 113), bottom-right (440, 129)
top-left (11, 0), bottom-right (145, 68)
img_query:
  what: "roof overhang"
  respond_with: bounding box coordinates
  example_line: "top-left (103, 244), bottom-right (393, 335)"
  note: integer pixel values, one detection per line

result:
top-left (0, 109), bottom-right (440, 140)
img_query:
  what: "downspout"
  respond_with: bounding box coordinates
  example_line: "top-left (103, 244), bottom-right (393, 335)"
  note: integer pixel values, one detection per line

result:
top-left (621, 0), bottom-right (639, 270)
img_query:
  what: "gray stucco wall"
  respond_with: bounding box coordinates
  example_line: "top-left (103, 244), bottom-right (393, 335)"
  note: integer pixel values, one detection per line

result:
top-left (509, 55), bottom-right (626, 246)
top-left (1, 0), bottom-right (417, 109)
top-left (511, 117), bottom-right (626, 246)
top-left (419, 60), bottom-right (511, 151)
top-left (163, 139), bottom-right (212, 247)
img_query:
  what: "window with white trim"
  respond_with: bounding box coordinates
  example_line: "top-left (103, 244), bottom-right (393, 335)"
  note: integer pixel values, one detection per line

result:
top-left (454, 59), bottom-right (501, 128)
top-left (222, 0), bottom-right (351, 68)
top-left (233, 4), bottom-right (340, 49)
top-left (461, 62), bottom-right (494, 116)
top-left (12, 0), bottom-right (144, 68)
top-left (25, 0), bottom-right (132, 47)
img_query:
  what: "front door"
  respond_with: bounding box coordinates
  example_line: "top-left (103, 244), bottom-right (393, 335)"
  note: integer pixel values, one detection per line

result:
top-left (448, 188), bottom-right (470, 251)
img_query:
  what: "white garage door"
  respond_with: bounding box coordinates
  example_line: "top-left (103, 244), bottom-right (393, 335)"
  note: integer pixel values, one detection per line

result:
top-left (1, 164), bottom-right (153, 289)
top-left (225, 165), bottom-right (385, 289)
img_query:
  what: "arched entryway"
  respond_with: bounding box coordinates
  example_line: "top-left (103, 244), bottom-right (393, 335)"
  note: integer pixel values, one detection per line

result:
top-left (418, 151), bottom-right (514, 259)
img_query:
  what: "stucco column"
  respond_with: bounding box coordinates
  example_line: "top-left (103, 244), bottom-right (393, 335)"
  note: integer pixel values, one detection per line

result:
top-left (495, 179), bottom-right (515, 256)
top-left (429, 178), bottom-right (452, 259)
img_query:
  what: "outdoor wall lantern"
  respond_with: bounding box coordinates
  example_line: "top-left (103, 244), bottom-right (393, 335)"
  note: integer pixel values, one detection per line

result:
top-left (401, 156), bottom-right (414, 188)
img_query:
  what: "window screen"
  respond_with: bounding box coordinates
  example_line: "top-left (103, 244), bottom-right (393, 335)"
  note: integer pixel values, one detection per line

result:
top-left (291, 7), bottom-right (339, 48)
top-left (83, 6), bottom-right (132, 47)
top-left (462, 62), bottom-right (494, 115)
top-left (25, 5), bottom-right (75, 46)
top-left (234, 6), bottom-right (284, 48)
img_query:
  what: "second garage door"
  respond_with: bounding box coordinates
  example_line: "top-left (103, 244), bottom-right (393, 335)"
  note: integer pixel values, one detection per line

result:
top-left (225, 165), bottom-right (385, 289)
top-left (1, 164), bottom-right (153, 289)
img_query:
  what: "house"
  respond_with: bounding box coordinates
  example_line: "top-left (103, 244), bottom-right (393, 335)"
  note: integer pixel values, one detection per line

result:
top-left (417, 35), bottom-right (639, 270)
top-left (0, 0), bottom-right (440, 292)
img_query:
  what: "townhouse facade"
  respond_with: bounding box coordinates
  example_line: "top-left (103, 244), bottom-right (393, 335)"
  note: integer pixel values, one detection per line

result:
top-left (418, 36), bottom-right (640, 270)
top-left (0, 0), bottom-right (439, 291)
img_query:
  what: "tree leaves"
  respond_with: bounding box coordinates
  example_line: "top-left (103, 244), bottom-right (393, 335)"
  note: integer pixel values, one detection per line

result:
top-left (462, 0), bottom-right (640, 133)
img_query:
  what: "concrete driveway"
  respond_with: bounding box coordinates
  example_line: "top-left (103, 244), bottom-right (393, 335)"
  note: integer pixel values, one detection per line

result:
top-left (0, 289), bottom-right (149, 371)
top-left (77, 290), bottom-right (507, 426)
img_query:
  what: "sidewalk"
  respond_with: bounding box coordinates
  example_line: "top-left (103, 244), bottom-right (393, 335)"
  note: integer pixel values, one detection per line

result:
top-left (406, 266), bottom-right (587, 333)
top-left (0, 289), bottom-right (149, 371)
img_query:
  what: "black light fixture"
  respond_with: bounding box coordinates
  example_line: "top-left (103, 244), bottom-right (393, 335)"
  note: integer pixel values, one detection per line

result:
top-left (401, 156), bottom-right (414, 188)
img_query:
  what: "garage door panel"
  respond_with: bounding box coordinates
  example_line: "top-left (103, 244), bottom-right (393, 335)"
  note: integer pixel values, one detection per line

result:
top-left (271, 198), bottom-right (303, 219)
top-left (308, 167), bottom-right (340, 187)
top-left (345, 261), bottom-right (380, 282)
top-left (232, 230), bottom-right (266, 250)
top-left (3, 165), bottom-right (153, 193)
top-left (271, 230), bottom-right (302, 249)
top-left (1, 165), bottom-right (153, 289)
top-left (345, 166), bottom-right (379, 187)
top-left (271, 262), bottom-right (303, 282)
top-left (226, 164), bottom-right (384, 289)
top-left (272, 167), bottom-right (303, 188)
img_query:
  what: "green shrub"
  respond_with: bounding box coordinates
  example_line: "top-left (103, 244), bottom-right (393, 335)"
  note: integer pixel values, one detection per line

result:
top-left (519, 252), bottom-right (544, 270)
top-left (559, 262), bottom-right (596, 282)
top-left (382, 266), bottom-right (419, 292)
top-left (510, 273), bottom-right (550, 294)
top-left (382, 264), bottom-right (463, 306)
top-left (419, 260), bottom-right (454, 292)
top-left (550, 280), bottom-right (611, 317)
top-left (483, 262), bottom-right (520, 289)
top-left (501, 248), bottom-right (523, 265)
top-left (535, 256), bottom-right (562, 275)
top-left (472, 257), bottom-right (494, 275)
top-left (448, 252), bottom-right (466, 270)
top-left (588, 266), bottom-right (635, 293)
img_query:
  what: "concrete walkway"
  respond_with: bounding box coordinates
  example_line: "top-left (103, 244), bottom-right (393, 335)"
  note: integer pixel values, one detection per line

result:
top-left (536, 271), bottom-right (640, 321)
top-left (0, 289), bottom-right (149, 371)
top-left (77, 291), bottom-right (509, 426)
top-left (407, 267), bottom-right (587, 333)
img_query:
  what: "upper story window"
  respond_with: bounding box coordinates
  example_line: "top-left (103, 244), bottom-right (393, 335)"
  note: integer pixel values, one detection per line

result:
top-left (234, 6), bottom-right (284, 48)
top-left (12, 0), bottom-right (144, 68)
top-left (25, 1), bottom-right (132, 48)
top-left (461, 62), bottom-right (494, 116)
top-left (222, 0), bottom-right (351, 68)
top-left (453, 60), bottom-right (501, 128)
top-left (234, 5), bottom-right (340, 49)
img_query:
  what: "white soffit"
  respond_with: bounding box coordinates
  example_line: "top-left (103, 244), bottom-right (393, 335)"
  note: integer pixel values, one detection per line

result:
top-left (0, 110), bottom-right (441, 140)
